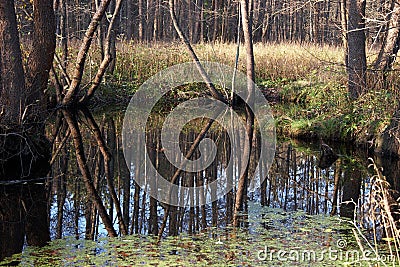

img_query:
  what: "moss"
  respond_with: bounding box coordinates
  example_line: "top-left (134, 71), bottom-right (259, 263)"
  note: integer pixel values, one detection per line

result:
top-left (273, 79), bottom-right (397, 144)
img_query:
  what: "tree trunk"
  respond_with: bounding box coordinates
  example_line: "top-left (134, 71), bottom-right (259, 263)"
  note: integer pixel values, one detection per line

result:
top-left (378, 106), bottom-right (400, 157)
top-left (25, 0), bottom-right (56, 118)
top-left (107, 0), bottom-right (120, 74)
top-left (340, 0), bottom-right (348, 67)
top-left (62, 0), bottom-right (112, 106)
top-left (340, 168), bottom-right (361, 218)
top-left (138, 0), bottom-right (144, 41)
top-left (233, 0), bottom-right (255, 227)
top-left (347, 0), bottom-right (366, 99)
top-left (0, 0), bottom-right (55, 260)
top-left (0, 0), bottom-right (26, 124)
top-left (375, 0), bottom-right (400, 72)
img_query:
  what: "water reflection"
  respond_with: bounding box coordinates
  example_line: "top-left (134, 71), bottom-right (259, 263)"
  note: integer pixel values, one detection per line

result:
top-left (0, 132), bottom-right (51, 261)
top-left (47, 110), bottom-right (384, 239)
top-left (47, 111), bottom-right (398, 242)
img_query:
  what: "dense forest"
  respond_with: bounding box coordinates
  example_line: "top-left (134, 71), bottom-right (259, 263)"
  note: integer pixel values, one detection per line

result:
top-left (15, 0), bottom-right (392, 44)
top-left (1, 0), bottom-right (400, 265)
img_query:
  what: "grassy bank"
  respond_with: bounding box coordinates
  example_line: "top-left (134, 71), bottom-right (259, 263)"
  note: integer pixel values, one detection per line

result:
top-left (61, 41), bottom-right (400, 144)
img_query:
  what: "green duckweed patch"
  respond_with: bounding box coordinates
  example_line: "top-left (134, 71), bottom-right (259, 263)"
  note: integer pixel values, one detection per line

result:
top-left (1, 203), bottom-right (396, 266)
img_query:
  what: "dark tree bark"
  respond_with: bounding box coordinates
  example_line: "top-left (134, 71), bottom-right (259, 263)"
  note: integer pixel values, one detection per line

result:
top-left (25, 0), bottom-right (56, 119)
top-left (347, 0), bottom-right (366, 99)
top-left (0, 0), bottom-right (55, 260)
top-left (0, 0), bottom-right (26, 123)
top-left (0, 187), bottom-right (25, 260)
top-left (340, 168), bottom-right (362, 218)
top-left (379, 107), bottom-right (400, 157)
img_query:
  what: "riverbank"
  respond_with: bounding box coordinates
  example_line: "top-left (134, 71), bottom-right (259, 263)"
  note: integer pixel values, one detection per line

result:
top-left (66, 42), bottom-right (399, 150)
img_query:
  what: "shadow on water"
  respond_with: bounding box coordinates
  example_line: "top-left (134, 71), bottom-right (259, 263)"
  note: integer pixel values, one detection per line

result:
top-left (0, 132), bottom-right (51, 263)
top-left (2, 108), bottom-right (400, 262)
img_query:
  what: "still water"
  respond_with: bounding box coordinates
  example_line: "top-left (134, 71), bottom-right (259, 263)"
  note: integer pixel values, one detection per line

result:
top-left (46, 110), bottom-right (396, 241)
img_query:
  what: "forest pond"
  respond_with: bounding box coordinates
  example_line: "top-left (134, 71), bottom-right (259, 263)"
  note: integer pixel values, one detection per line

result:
top-left (1, 108), bottom-right (399, 266)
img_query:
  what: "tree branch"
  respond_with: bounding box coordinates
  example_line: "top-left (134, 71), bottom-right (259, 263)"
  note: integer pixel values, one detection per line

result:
top-left (62, 0), bottom-right (112, 106)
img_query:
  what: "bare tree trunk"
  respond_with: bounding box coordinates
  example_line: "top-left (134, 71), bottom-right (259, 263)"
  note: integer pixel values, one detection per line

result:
top-left (107, 0), bottom-right (121, 74)
top-left (233, 0), bottom-right (255, 227)
top-left (126, 0), bottom-right (133, 39)
top-left (138, 0), bottom-right (144, 41)
top-left (192, 0), bottom-right (203, 43)
top-left (24, 0), bottom-right (56, 120)
top-left (60, 0), bottom-right (68, 67)
top-left (62, 0), bottom-right (112, 105)
top-left (153, 0), bottom-right (160, 41)
top-left (340, 0), bottom-right (349, 67)
top-left (347, 0), bottom-right (366, 99)
top-left (375, 0), bottom-right (400, 71)
top-left (0, 0), bottom-right (54, 260)
top-left (80, 0), bottom-right (123, 104)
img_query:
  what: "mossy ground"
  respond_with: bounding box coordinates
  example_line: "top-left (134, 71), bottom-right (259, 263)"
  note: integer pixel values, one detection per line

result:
top-left (271, 79), bottom-right (397, 143)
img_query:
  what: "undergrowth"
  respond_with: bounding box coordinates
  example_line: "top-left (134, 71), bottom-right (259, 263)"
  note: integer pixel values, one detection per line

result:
top-left (274, 80), bottom-right (397, 143)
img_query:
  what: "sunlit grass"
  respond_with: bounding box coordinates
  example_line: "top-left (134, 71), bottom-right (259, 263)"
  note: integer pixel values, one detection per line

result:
top-left (110, 41), bottom-right (345, 87)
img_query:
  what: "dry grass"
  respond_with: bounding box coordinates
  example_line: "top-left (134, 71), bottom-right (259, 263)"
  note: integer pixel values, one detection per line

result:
top-left (353, 160), bottom-right (400, 265)
top-left (58, 40), bottom-right (400, 92)
top-left (111, 41), bottom-right (346, 86)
